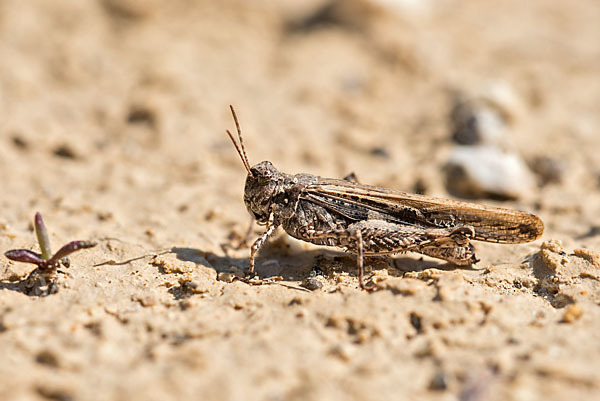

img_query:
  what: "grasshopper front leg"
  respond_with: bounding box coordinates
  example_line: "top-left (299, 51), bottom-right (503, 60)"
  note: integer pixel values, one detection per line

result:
top-left (249, 223), bottom-right (279, 275)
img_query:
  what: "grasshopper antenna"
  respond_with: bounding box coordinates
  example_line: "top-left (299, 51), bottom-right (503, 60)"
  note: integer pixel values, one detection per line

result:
top-left (226, 105), bottom-right (253, 176)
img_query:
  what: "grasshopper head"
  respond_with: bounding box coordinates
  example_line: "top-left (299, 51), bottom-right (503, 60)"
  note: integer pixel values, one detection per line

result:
top-left (225, 106), bottom-right (283, 225)
top-left (244, 161), bottom-right (282, 224)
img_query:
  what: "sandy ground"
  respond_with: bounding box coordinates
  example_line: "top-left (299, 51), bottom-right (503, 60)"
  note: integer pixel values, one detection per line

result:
top-left (1, 1), bottom-right (600, 400)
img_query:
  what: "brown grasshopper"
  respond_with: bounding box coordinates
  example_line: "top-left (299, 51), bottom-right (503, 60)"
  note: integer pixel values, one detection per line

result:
top-left (225, 106), bottom-right (544, 289)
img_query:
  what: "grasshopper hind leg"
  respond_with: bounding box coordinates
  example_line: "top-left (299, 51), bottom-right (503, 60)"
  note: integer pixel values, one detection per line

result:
top-left (416, 243), bottom-right (479, 266)
top-left (289, 221), bottom-right (479, 289)
top-left (414, 226), bottom-right (479, 265)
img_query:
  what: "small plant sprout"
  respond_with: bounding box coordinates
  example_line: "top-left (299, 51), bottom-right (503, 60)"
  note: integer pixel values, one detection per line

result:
top-left (4, 212), bottom-right (96, 273)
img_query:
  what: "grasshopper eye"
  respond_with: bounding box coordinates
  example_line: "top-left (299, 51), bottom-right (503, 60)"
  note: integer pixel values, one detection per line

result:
top-left (252, 169), bottom-right (272, 184)
top-left (257, 175), bottom-right (270, 185)
top-left (249, 166), bottom-right (262, 178)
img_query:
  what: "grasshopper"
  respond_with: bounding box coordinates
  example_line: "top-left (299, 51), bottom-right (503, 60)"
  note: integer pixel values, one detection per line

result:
top-left (225, 106), bottom-right (544, 289)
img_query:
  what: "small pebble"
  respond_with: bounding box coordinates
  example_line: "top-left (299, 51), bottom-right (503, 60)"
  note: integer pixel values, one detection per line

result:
top-left (450, 96), bottom-right (506, 146)
top-left (35, 350), bottom-right (59, 367)
top-left (369, 147), bottom-right (390, 158)
top-left (445, 146), bottom-right (535, 200)
top-left (562, 304), bottom-right (583, 323)
top-left (301, 277), bottom-right (323, 291)
top-left (53, 144), bottom-right (78, 159)
top-left (127, 105), bottom-right (156, 128)
top-left (409, 312), bottom-right (423, 333)
top-left (429, 369), bottom-right (448, 391)
top-left (217, 272), bottom-right (237, 283)
top-left (449, 82), bottom-right (523, 146)
top-left (529, 156), bottom-right (567, 185)
top-left (12, 135), bottom-right (28, 149)
top-left (329, 344), bottom-right (354, 362)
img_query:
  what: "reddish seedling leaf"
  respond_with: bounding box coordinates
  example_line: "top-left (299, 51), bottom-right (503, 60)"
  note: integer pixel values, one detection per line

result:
top-left (5, 249), bottom-right (45, 265)
top-left (3, 213), bottom-right (96, 271)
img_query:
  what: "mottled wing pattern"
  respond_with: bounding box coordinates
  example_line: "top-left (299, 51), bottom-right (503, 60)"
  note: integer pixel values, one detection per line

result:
top-left (302, 178), bottom-right (544, 244)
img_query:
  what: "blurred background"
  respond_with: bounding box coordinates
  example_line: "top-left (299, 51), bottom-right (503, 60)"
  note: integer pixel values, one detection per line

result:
top-left (1, 1), bottom-right (600, 400)
top-left (1, 0), bottom-right (599, 237)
